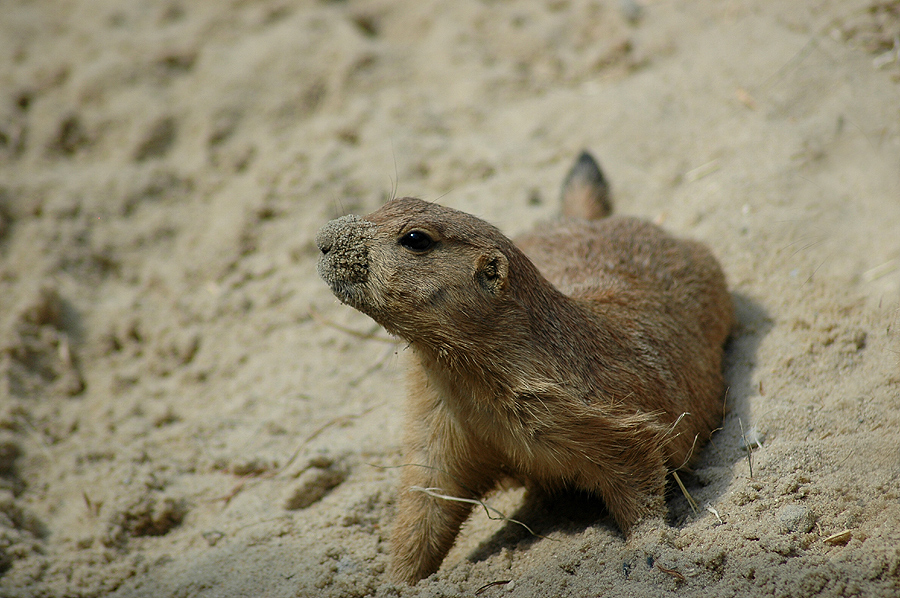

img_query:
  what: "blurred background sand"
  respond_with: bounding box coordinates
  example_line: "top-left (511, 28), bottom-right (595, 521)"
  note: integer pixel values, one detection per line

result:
top-left (0, 1), bottom-right (898, 596)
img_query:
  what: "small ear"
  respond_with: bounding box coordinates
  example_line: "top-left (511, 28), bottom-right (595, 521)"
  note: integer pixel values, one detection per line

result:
top-left (475, 249), bottom-right (509, 296)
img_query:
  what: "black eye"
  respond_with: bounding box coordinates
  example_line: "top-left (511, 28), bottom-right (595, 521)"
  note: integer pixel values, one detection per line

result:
top-left (399, 230), bottom-right (435, 252)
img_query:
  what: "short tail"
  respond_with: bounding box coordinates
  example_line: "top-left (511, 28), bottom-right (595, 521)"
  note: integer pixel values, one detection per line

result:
top-left (560, 151), bottom-right (612, 220)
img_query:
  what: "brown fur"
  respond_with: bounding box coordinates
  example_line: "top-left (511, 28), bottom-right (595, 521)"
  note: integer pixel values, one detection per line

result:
top-left (315, 153), bottom-right (733, 584)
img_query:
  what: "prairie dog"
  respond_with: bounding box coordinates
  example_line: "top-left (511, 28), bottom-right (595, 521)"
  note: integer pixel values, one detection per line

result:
top-left (316, 152), bottom-right (733, 584)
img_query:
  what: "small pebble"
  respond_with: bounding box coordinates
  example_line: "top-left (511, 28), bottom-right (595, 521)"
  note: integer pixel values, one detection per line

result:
top-left (776, 504), bottom-right (815, 534)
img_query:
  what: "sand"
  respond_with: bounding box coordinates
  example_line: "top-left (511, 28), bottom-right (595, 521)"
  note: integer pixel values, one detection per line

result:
top-left (1, 0), bottom-right (898, 596)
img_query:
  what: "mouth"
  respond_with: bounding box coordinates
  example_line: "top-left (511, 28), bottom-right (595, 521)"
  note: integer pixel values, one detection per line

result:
top-left (317, 256), bottom-right (367, 308)
top-left (325, 279), bottom-right (364, 307)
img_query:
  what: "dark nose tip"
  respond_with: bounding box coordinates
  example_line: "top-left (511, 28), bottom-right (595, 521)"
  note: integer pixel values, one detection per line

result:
top-left (315, 225), bottom-right (334, 255)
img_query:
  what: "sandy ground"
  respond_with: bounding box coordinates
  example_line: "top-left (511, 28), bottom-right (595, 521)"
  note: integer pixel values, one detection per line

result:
top-left (1, 0), bottom-right (899, 596)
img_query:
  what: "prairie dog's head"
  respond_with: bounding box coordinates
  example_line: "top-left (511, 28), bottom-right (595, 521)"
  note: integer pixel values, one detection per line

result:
top-left (316, 197), bottom-right (516, 342)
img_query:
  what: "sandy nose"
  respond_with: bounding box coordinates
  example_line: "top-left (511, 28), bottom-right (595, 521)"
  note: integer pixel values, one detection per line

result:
top-left (316, 214), bottom-right (367, 256)
top-left (315, 222), bottom-right (337, 255)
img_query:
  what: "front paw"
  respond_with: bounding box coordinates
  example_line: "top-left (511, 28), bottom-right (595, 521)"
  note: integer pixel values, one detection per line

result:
top-left (389, 488), bottom-right (471, 584)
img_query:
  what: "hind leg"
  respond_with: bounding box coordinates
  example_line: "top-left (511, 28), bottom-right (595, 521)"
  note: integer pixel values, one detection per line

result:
top-left (570, 415), bottom-right (669, 533)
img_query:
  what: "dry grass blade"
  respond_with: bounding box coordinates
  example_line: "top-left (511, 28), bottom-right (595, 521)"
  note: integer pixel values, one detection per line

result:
top-left (408, 486), bottom-right (555, 541)
top-left (349, 343), bottom-right (397, 387)
top-left (475, 580), bottom-right (512, 594)
top-left (739, 418), bottom-right (754, 478)
top-left (684, 160), bottom-right (720, 182)
top-left (672, 471), bottom-right (699, 515)
top-left (309, 305), bottom-right (397, 343)
top-left (211, 403), bottom-right (382, 504)
top-left (277, 403), bottom-right (383, 475)
top-left (863, 258), bottom-right (899, 282)
top-left (824, 529), bottom-right (852, 545)
top-left (706, 504), bottom-right (724, 524)
top-left (656, 563), bottom-right (686, 581)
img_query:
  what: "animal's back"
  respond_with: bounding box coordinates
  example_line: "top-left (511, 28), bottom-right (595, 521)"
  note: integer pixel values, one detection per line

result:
top-left (515, 216), bottom-right (732, 351)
